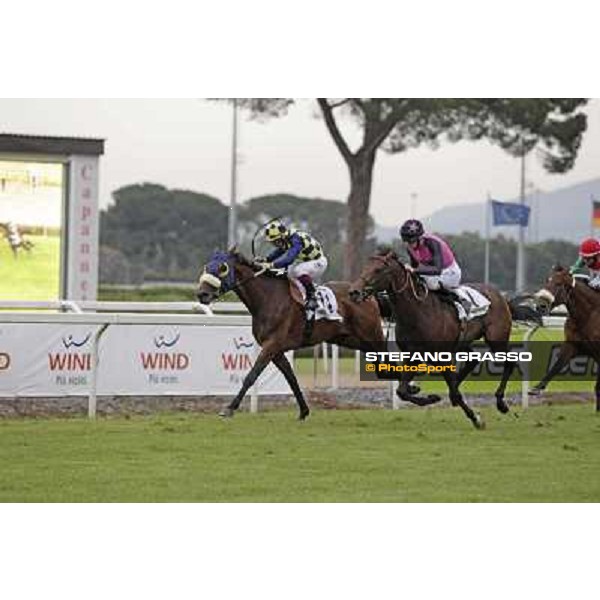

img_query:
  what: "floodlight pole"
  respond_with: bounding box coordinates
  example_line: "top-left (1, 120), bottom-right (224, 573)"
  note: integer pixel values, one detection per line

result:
top-left (228, 99), bottom-right (239, 248)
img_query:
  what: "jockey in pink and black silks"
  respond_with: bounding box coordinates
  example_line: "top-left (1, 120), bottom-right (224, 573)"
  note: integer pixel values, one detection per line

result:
top-left (400, 220), bottom-right (461, 288)
top-left (399, 219), bottom-right (471, 314)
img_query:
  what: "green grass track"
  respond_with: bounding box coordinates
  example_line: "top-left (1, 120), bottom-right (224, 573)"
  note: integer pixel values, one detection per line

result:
top-left (1, 403), bottom-right (600, 502)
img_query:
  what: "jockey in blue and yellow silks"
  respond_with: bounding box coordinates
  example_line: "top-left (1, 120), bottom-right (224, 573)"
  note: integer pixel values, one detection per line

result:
top-left (255, 219), bottom-right (328, 314)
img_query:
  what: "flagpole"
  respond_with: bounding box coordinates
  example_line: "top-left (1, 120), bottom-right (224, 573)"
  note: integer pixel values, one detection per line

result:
top-left (516, 147), bottom-right (526, 292)
top-left (484, 193), bottom-right (491, 285)
top-left (592, 194), bottom-right (596, 239)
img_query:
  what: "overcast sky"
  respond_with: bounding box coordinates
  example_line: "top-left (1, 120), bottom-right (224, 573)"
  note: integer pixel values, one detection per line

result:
top-left (1, 98), bottom-right (598, 226)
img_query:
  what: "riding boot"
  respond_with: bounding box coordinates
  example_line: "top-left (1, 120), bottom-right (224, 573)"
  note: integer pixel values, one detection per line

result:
top-left (447, 290), bottom-right (471, 321)
top-left (301, 278), bottom-right (318, 317)
top-left (298, 275), bottom-right (317, 341)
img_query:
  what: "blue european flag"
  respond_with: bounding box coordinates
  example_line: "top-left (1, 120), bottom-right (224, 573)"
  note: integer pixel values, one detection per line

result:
top-left (491, 200), bottom-right (530, 227)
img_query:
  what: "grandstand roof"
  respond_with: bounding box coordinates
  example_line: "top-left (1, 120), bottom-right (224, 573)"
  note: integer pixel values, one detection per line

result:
top-left (0, 133), bottom-right (104, 156)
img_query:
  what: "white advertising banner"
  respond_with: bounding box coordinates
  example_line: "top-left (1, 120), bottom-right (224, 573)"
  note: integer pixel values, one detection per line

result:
top-left (0, 324), bottom-right (290, 397)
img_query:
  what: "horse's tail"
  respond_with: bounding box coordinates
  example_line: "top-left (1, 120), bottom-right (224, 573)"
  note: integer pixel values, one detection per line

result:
top-left (508, 297), bottom-right (543, 327)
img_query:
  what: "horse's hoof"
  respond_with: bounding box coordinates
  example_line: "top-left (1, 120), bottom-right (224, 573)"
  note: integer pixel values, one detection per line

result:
top-left (528, 387), bottom-right (543, 397)
top-left (426, 394), bottom-right (441, 404)
top-left (496, 400), bottom-right (510, 414)
top-left (397, 384), bottom-right (421, 397)
top-left (298, 410), bottom-right (310, 421)
top-left (473, 413), bottom-right (486, 430)
top-left (218, 408), bottom-right (234, 418)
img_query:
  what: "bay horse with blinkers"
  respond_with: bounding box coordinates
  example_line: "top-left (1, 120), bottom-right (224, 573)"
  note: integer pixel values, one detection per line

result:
top-left (196, 248), bottom-right (400, 420)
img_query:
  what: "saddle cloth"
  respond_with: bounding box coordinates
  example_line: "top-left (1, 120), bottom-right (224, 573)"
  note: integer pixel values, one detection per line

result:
top-left (451, 286), bottom-right (491, 322)
top-left (290, 282), bottom-right (343, 321)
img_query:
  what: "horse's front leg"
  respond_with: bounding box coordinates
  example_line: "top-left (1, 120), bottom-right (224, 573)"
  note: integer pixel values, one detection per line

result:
top-left (529, 342), bottom-right (577, 397)
top-left (486, 340), bottom-right (514, 415)
top-left (455, 356), bottom-right (480, 386)
top-left (396, 370), bottom-right (441, 407)
top-left (272, 353), bottom-right (310, 420)
top-left (442, 370), bottom-right (484, 429)
top-left (219, 345), bottom-right (277, 418)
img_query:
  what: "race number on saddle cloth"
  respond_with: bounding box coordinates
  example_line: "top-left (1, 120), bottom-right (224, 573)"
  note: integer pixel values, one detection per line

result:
top-left (257, 219), bottom-right (341, 321)
top-left (399, 219), bottom-right (490, 322)
top-left (571, 238), bottom-right (600, 290)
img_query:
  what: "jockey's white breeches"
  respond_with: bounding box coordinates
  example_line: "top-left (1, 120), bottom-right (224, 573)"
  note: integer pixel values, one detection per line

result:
top-left (288, 257), bottom-right (328, 283)
top-left (421, 261), bottom-right (462, 291)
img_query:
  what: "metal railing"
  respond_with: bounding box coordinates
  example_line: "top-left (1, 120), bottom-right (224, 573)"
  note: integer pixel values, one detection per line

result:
top-left (0, 301), bottom-right (255, 418)
top-left (0, 300), bottom-right (569, 412)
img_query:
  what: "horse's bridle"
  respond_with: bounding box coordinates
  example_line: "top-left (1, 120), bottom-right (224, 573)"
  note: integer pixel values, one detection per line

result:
top-left (198, 257), bottom-right (268, 300)
top-left (361, 254), bottom-right (428, 301)
top-left (536, 273), bottom-right (576, 310)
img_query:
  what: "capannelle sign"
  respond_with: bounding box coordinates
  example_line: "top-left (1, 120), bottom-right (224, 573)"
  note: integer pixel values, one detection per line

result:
top-left (0, 134), bottom-right (104, 301)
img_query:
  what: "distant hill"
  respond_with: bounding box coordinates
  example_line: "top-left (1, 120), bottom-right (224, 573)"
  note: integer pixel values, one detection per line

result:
top-left (419, 178), bottom-right (600, 243)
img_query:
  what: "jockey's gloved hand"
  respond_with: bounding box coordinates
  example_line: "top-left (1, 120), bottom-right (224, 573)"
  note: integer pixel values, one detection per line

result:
top-left (255, 261), bottom-right (274, 270)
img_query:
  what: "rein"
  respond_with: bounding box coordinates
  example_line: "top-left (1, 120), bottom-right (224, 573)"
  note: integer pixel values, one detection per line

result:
top-left (370, 255), bottom-right (427, 302)
top-left (408, 272), bottom-right (429, 302)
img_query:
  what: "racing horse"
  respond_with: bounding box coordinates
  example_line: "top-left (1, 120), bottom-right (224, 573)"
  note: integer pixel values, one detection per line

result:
top-left (349, 249), bottom-right (542, 428)
top-left (0, 223), bottom-right (34, 257)
top-left (196, 248), bottom-right (398, 420)
top-left (530, 265), bottom-right (600, 410)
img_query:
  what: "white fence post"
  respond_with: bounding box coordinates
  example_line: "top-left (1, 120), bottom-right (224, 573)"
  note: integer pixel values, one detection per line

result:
top-left (331, 344), bottom-right (339, 389)
top-left (88, 323), bottom-right (109, 419)
top-left (521, 325), bottom-right (538, 409)
top-left (250, 343), bottom-right (260, 413)
top-left (322, 343), bottom-right (329, 375)
top-left (390, 380), bottom-right (400, 410)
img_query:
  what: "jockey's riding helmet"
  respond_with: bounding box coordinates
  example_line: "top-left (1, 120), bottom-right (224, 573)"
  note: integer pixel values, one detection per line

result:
top-left (400, 219), bottom-right (424, 242)
top-left (265, 219), bottom-right (290, 242)
top-left (579, 238), bottom-right (600, 257)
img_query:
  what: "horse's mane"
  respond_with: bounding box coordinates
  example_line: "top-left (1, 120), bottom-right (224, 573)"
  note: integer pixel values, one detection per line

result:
top-left (375, 245), bottom-right (398, 260)
top-left (229, 248), bottom-right (255, 269)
